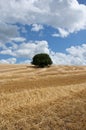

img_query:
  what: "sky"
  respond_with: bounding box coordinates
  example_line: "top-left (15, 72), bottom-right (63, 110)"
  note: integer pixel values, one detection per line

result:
top-left (0, 0), bottom-right (86, 65)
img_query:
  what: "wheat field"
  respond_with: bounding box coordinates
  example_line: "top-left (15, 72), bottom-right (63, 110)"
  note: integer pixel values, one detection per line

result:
top-left (0, 64), bottom-right (86, 130)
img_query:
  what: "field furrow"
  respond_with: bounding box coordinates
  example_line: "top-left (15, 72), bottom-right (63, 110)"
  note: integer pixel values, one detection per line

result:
top-left (0, 64), bottom-right (86, 130)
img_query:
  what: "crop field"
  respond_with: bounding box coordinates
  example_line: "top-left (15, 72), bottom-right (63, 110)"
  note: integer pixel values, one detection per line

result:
top-left (0, 64), bottom-right (86, 130)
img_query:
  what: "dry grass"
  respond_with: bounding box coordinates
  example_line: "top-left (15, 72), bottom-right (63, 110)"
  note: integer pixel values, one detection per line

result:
top-left (0, 64), bottom-right (86, 130)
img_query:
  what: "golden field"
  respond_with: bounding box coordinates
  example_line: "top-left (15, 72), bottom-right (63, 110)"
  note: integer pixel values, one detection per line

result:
top-left (0, 64), bottom-right (86, 130)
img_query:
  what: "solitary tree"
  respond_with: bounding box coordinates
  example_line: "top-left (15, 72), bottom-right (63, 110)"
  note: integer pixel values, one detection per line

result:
top-left (31, 53), bottom-right (52, 68)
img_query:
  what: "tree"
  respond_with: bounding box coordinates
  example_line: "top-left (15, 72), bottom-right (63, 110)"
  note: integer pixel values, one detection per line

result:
top-left (31, 53), bottom-right (52, 68)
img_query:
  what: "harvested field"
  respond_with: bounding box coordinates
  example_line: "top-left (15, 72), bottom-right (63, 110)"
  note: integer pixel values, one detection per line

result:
top-left (0, 64), bottom-right (86, 130)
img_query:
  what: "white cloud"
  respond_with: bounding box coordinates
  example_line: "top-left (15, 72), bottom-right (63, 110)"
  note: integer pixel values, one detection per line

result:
top-left (66, 44), bottom-right (86, 57)
top-left (19, 60), bottom-right (31, 64)
top-left (0, 58), bottom-right (16, 64)
top-left (0, 39), bottom-right (86, 65)
top-left (52, 33), bottom-right (60, 37)
top-left (16, 42), bottom-right (86, 65)
top-left (52, 28), bottom-right (69, 38)
top-left (0, 0), bottom-right (86, 40)
top-left (15, 40), bottom-right (49, 58)
top-left (0, 40), bottom-right (49, 58)
top-left (11, 37), bottom-right (26, 42)
top-left (50, 44), bottom-right (86, 65)
top-left (0, 0), bottom-right (86, 65)
top-left (0, 22), bottom-right (19, 43)
top-left (21, 27), bottom-right (27, 33)
top-left (0, 42), bottom-right (7, 49)
top-left (0, 49), bottom-right (15, 56)
top-left (31, 24), bottom-right (44, 32)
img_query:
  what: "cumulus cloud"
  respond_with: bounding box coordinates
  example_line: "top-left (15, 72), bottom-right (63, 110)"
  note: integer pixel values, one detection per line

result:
top-left (0, 40), bottom-right (49, 58)
top-left (0, 58), bottom-right (16, 64)
top-left (0, 39), bottom-right (86, 65)
top-left (52, 28), bottom-right (69, 38)
top-left (0, 49), bottom-right (15, 56)
top-left (21, 27), bottom-right (27, 33)
top-left (0, 42), bottom-right (7, 49)
top-left (31, 24), bottom-right (44, 32)
top-left (0, 22), bottom-right (19, 43)
top-left (0, 0), bottom-right (86, 65)
top-left (66, 44), bottom-right (86, 57)
top-left (15, 40), bottom-right (49, 58)
top-left (10, 37), bottom-right (26, 42)
top-left (19, 60), bottom-right (31, 64)
top-left (0, 0), bottom-right (86, 41)
top-left (51, 44), bottom-right (86, 65)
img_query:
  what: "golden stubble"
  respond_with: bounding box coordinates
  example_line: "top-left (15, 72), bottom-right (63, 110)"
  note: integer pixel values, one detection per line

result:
top-left (0, 64), bottom-right (86, 130)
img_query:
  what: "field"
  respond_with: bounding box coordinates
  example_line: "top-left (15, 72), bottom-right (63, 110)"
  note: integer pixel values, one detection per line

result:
top-left (0, 64), bottom-right (86, 130)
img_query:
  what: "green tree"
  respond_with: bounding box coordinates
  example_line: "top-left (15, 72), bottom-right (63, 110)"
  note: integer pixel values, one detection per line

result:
top-left (31, 53), bottom-right (52, 68)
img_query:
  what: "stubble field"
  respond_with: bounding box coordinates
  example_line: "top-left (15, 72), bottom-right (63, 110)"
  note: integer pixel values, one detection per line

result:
top-left (0, 64), bottom-right (86, 130)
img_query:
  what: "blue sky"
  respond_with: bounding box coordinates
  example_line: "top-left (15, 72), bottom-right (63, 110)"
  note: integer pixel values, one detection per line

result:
top-left (78, 0), bottom-right (86, 4)
top-left (0, 0), bottom-right (86, 65)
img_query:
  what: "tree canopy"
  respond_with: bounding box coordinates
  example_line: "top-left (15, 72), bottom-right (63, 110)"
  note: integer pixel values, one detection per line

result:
top-left (31, 53), bottom-right (52, 68)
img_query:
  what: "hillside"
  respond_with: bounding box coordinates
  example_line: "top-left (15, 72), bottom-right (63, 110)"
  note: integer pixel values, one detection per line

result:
top-left (0, 64), bottom-right (86, 130)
